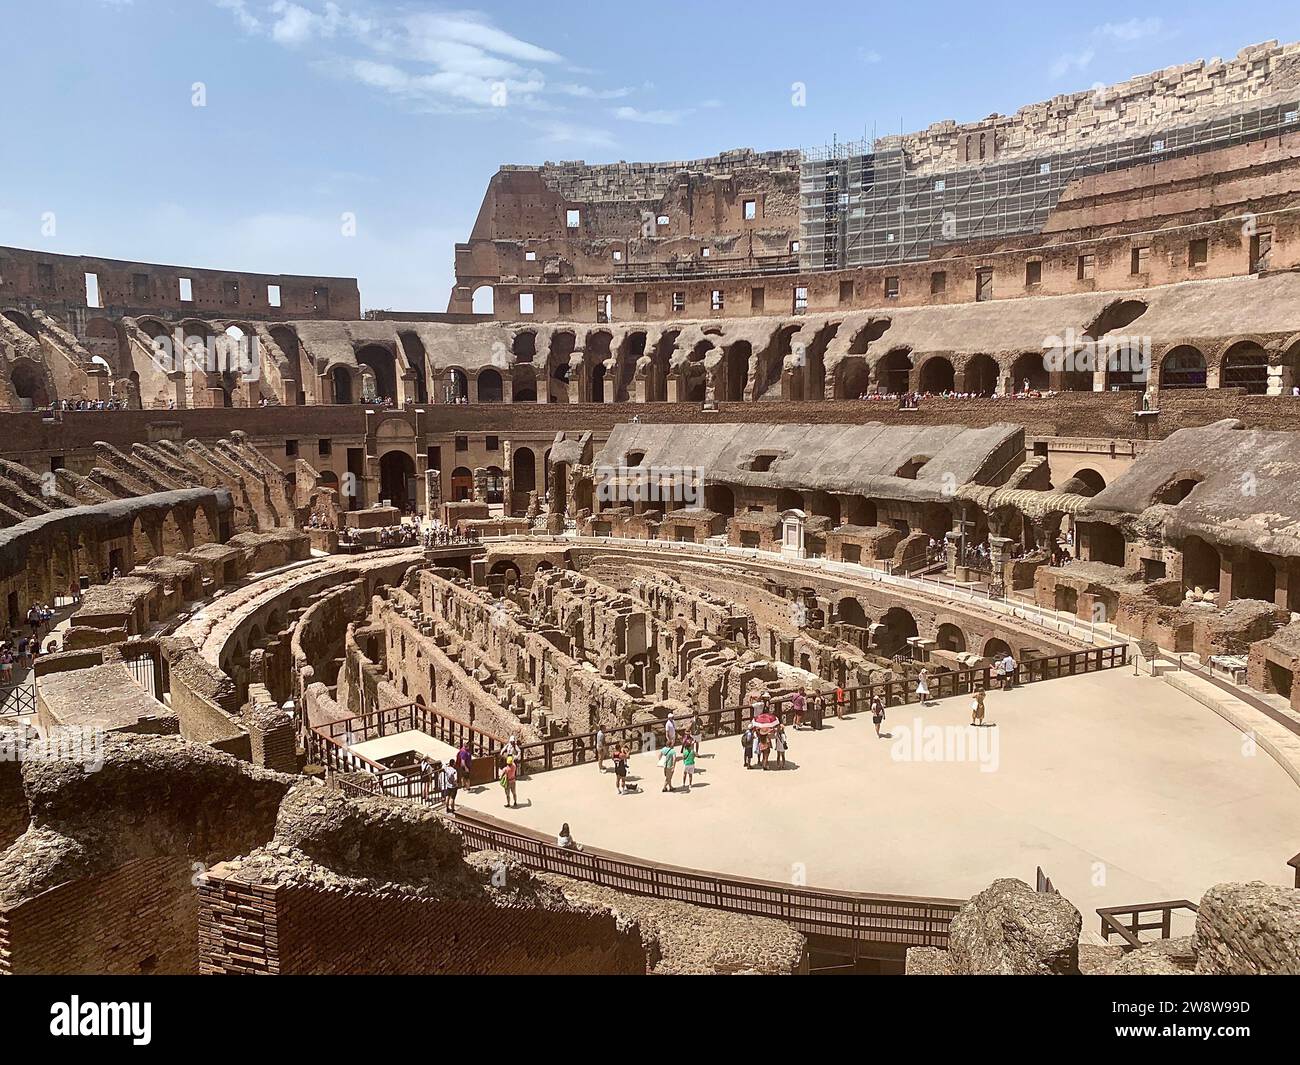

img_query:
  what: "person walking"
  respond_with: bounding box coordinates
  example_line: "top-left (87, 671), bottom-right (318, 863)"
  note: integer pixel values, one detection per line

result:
top-left (681, 742), bottom-right (697, 791)
top-left (595, 725), bottom-right (608, 772)
top-left (835, 685), bottom-right (846, 719)
top-left (1001, 652), bottom-right (1017, 690)
top-left (772, 725), bottom-right (788, 769)
top-left (971, 689), bottom-right (986, 727)
top-left (742, 723), bottom-right (755, 769)
top-left (916, 668), bottom-right (931, 707)
top-left (664, 714), bottom-right (677, 749)
top-left (501, 756), bottom-right (518, 808)
top-left (659, 744), bottom-right (677, 792)
top-left (455, 741), bottom-right (472, 788)
top-left (871, 694), bottom-right (886, 738)
top-left (791, 687), bottom-right (806, 729)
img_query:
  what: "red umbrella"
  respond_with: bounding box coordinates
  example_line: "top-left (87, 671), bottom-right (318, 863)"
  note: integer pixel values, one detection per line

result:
top-left (752, 712), bottom-right (779, 730)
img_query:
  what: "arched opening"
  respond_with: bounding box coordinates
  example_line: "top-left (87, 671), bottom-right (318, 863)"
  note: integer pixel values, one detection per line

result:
top-left (1236, 550), bottom-right (1276, 604)
top-left (477, 368), bottom-right (504, 403)
top-left (446, 368), bottom-right (468, 403)
top-left (835, 357), bottom-right (870, 399)
top-left (963, 354), bottom-right (1000, 395)
top-left (355, 345), bottom-right (398, 404)
top-left (450, 466), bottom-right (474, 503)
top-left (511, 366), bottom-right (537, 402)
top-left (983, 637), bottom-right (1012, 660)
top-left (589, 363), bottom-right (607, 403)
top-left (838, 597), bottom-right (868, 628)
top-left (704, 484), bottom-right (735, 516)
top-left (1080, 521), bottom-right (1125, 566)
top-left (723, 342), bottom-right (751, 401)
top-left (9, 361), bottom-right (50, 409)
top-left (548, 331), bottom-right (576, 403)
top-left (876, 606), bottom-right (918, 658)
top-left (918, 356), bottom-right (955, 393)
top-left (471, 285), bottom-right (494, 314)
top-left (935, 623), bottom-right (966, 653)
top-left (1181, 536), bottom-right (1220, 596)
top-left (378, 451), bottom-right (416, 512)
top-left (776, 489), bottom-right (804, 512)
top-left (875, 349), bottom-right (912, 394)
top-left (512, 447), bottom-right (536, 494)
top-left (1152, 472), bottom-right (1202, 505)
top-left (1220, 341), bottom-right (1269, 394)
top-left (1159, 346), bottom-right (1207, 390)
top-left (1070, 469), bottom-right (1107, 496)
top-left (1011, 352), bottom-right (1049, 393)
top-left (331, 365), bottom-right (354, 404)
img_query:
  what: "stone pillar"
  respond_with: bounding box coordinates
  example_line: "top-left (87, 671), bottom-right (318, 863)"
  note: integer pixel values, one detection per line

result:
top-left (1218, 548), bottom-right (1237, 608)
top-left (424, 469), bottom-right (442, 521)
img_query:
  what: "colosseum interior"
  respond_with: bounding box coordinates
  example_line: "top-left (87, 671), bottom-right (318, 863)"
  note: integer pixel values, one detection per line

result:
top-left (1, 22), bottom-right (1298, 998)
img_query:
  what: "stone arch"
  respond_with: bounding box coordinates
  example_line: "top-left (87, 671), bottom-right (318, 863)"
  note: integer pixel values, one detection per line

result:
top-left (397, 331), bottom-right (429, 404)
top-left (330, 365), bottom-right (355, 404)
top-left (471, 285), bottom-right (494, 314)
top-left (874, 348), bottom-right (912, 394)
top-left (445, 367), bottom-right (469, 403)
top-left (1219, 339), bottom-right (1270, 394)
top-left (1159, 345), bottom-right (1207, 390)
top-left (876, 606), bottom-right (918, 658)
top-left (1181, 536), bottom-right (1220, 596)
top-left (834, 356), bottom-right (871, 399)
top-left (935, 623), bottom-right (967, 653)
top-left (477, 367), bottom-right (504, 403)
top-left (917, 355), bottom-right (955, 393)
top-left (355, 344), bottom-right (398, 403)
top-left (9, 360), bottom-right (51, 409)
top-left (963, 354), bottom-right (1000, 395)
top-left (379, 450), bottom-right (417, 511)
top-left (1010, 352), bottom-right (1049, 393)
top-left (838, 597), bottom-right (869, 628)
top-left (983, 637), bottom-right (1012, 660)
top-left (1071, 468), bottom-right (1106, 495)
top-left (512, 446), bottom-right (537, 494)
top-left (722, 341), bottom-right (751, 401)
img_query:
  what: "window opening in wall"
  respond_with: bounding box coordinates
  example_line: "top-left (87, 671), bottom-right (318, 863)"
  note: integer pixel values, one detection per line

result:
top-left (751, 287), bottom-right (765, 312)
top-left (286, 439), bottom-right (299, 457)
top-left (839, 280), bottom-right (854, 303)
top-left (1026, 260), bottom-right (1042, 286)
top-left (743, 200), bottom-right (757, 220)
top-left (519, 292), bottom-right (534, 314)
top-left (701, 247), bottom-right (711, 258)
top-left (319, 439), bottom-right (331, 456)
top-left (1188, 239), bottom-right (1208, 267)
top-left (612, 250), bottom-right (622, 262)
top-left (933, 179), bottom-right (945, 192)
top-left (672, 291), bottom-right (686, 313)
top-left (633, 291), bottom-right (648, 315)
top-left (455, 435), bottom-right (468, 452)
top-left (1077, 254), bottom-right (1095, 280)
top-left (525, 251), bottom-right (537, 261)
top-left (793, 286), bottom-right (808, 312)
top-left (132, 273), bottom-right (150, 301)
top-left (790, 240), bottom-right (800, 253)
top-left (711, 289), bottom-right (724, 312)
top-left (975, 268), bottom-right (993, 301)
top-left (557, 292), bottom-right (572, 316)
top-left (179, 277), bottom-right (193, 302)
top-left (267, 284), bottom-right (281, 307)
top-left (1131, 247), bottom-right (1150, 275)
top-left (884, 276), bottom-right (899, 299)
top-left (486, 435), bottom-right (499, 451)
top-left (931, 271), bottom-right (946, 295)
top-left (657, 214), bottom-right (669, 226)
top-left (84, 273), bottom-right (100, 307)
top-left (597, 293), bottom-right (612, 323)
top-left (566, 209), bottom-right (580, 228)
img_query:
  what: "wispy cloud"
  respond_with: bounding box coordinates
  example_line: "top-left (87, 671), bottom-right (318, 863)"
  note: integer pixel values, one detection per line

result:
top-left (1049, 48), bottom-right (1096, 79)
top-left (534, 120), bottom-right (618, 150)
top-left (214, 1), bottom-right (632, 120)
top-left (1098, 17), bottom-right (1163, 43)
top-left (1049, 17), bottom-right (1168, 80)
top-left (612, 105), bottom-right (693, 125)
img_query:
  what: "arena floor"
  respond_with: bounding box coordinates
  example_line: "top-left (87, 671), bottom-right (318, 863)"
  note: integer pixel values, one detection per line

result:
top-left (459, 668), bottom-right (1300, 928)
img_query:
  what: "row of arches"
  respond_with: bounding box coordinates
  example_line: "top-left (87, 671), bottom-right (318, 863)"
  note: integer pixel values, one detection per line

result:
top-left (832, 597), bottom-right (1015, 661)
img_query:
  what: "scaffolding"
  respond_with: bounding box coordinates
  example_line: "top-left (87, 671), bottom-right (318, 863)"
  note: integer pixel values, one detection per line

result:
top-left (799, 99), bottom-right (1300, 271)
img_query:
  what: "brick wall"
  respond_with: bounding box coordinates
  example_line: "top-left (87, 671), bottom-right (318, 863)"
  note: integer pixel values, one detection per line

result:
top-left (0, 855), bottom-right (198, 974)
top-left (197, 868), bottom-right (648, 974)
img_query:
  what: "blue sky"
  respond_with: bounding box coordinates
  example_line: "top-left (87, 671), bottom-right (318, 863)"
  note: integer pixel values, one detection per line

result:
top-left (0, 1), bottom-right (1296, 311)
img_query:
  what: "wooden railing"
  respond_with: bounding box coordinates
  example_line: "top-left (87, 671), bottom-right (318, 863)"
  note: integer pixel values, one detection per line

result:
top-left (516, 643), bottom-right (1129, 774)
top-left (453, 808), bottom-right (962, 951)
top-left (1096, 900), bottom-right (1200, 951)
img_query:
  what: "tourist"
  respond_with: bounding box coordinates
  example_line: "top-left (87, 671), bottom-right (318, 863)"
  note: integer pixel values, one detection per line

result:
top-left (664, 714), bottom-right (677, 748)
top-left (835, 685), bottom-right (846, 719)
top-left (557, 823), bottom-right (581, 850)
top-left (501, 755), bottom-right (518, 808)
top-left (1000, 652), bottom-right (1017, 690)
top-left (612, 743), bottom-right (630, 794)
top-left (691, 712), bottom-right (705, 743)
top-left (870, 694), bottom-right (886, 738)
top-left (681, 741), bottom-right (697, 791)
top-left (772, 724), bottom-right (788, 769)
top-left (812, 692), bottom-right (825, 731)
top-left (791, 686), bottom-right (806, 728)
top-left (916, 668), bottom-right (931, 706)
top-left (758, 728), bottom-right (772, 769)
top-left (659, 744), bottom-right (677, 792)
top-left (971, 689), bottom-right (986, 727)
top-left (455, 741), bottom-right (472, 787)
top-left (502, 733), bottom-right (522, 770)
top-left (595, 724), bottom-right (608, 772)
top-left (441, 759), bottom-right (460, 814)
top-left (742, 723), bottom-right (755, 769)
top-left (750, 724), bottom-right (763, 767)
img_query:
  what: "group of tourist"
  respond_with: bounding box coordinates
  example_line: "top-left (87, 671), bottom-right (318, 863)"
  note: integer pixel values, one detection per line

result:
top-left (854, 386), bottom-right (1059, 404)
top-left (419, 740), bottom-right (473, 814)
top-left (423, 522), bottom-right (477, 548)
top-left (48, 398), bottom-right (128, 412)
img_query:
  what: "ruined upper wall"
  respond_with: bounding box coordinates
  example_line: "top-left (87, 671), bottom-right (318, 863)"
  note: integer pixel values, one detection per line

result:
top-left (878, 39), bottom-right (1300, 173)
top-left (0, 245), bottom-right (361, 324)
